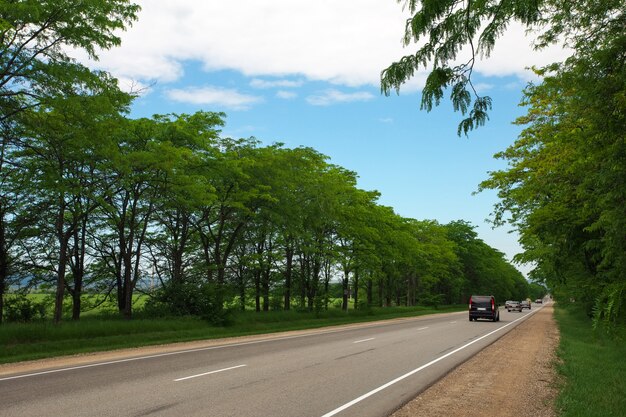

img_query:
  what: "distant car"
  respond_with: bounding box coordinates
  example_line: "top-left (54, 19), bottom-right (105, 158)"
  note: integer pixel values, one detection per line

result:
top-left (469, 295), bottom-right (500, 322)
top-left (505, 300), bottom-right (514, 309)
top-left (535, 299), bottom-right (543, 304)
top-left (507, 300), bottom-right (523, 312)
top-left (521, 300), bottom-right (531, 309)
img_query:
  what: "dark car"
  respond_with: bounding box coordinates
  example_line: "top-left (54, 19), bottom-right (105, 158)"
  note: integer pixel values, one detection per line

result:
top-left (521, 300), bottom-right (531, 310)
top-left (535, 298), bottom-right (543, 304)
top-left (469, 295), bottom-right (500, 322)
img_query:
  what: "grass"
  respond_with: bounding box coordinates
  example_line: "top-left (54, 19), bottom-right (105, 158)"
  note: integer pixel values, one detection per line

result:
top-left (0, 304), bottom-right (465, 364)
top-left (554, 304), bottom-right (626, 417)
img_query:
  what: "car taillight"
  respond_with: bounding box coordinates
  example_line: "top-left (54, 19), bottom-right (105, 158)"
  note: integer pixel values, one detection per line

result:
top-left (469, 296), bottom-right (472, 310)
top-left (491, 298), bottom-right (495, 311)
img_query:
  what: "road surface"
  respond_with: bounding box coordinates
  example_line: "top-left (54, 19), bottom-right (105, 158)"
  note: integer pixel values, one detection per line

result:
top-left (0, 305), bottom-right (544, 417)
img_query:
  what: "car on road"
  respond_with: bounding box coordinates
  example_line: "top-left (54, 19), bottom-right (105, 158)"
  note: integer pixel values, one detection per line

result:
top-left (535, 298), bottom-right (543, 304)
top-left (521, 300), bottom-right (531, 309)
top-left (507, 300), bottom-right (523, 312)
top-left (505, 300), bottom-right (514, 309)
top-left (469, 295), bottom-right (500, 322)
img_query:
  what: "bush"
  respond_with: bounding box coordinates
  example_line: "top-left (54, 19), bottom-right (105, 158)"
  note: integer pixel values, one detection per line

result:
top-left (142, 281), bottom-right (233, 326)
top-left (4, 295), bottom-right (47, 322)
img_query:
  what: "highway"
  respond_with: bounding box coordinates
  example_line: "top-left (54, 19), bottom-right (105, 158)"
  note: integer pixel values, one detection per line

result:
top-left (0, 305), bottom-right (544, 417)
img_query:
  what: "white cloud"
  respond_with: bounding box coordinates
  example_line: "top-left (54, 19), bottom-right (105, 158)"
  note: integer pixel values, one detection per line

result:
top-left (379, 117), bottom-right (394, 124)
top-left (82, 1), bottom-right (571, 90)
top-left (472, 22), bottom-right (570, 80)
top-left (473, 83), bottom-right (495, 93)
top-left (276, 90), bottom-right (297, 99)
top-left (250, 79), bottom-right (304, 89)
top-left (306, 89), bottom-right (374, 106)
top-left (165, 86), bottom-right (262, 110)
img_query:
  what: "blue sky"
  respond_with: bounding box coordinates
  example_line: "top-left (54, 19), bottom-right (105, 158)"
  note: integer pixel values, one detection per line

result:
top-left (79, 1), bottom-right (570, 277)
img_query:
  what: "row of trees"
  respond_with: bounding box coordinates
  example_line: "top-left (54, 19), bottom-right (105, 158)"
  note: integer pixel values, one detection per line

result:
top-left (1, 103), bottom-right (532, 323)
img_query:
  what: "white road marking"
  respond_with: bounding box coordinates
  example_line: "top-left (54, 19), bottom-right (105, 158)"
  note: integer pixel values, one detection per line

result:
top-left (353, 338), bottom-right (375, 344)
top-left (174, 364), bottom-right (246, 382)
top-left (320, 305), bottom-right (544, 417)
top-left (449, 321), bottom-right (457, 324)
top-left (417, 327), bottom-right (429, 331)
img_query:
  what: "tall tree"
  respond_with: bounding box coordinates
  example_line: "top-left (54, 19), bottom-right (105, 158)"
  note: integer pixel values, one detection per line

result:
top-left (18, 78), bottom-right (130, 323)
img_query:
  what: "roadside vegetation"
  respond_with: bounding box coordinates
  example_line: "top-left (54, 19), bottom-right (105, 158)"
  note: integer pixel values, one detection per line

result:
top-left (554, 304), bottom-right (626, 417)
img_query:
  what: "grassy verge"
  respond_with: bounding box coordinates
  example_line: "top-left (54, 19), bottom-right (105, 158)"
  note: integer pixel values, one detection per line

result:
top-left (554, 305), bottom-right (626, 417)
top-left (0, 305), bottom-right (465, 364)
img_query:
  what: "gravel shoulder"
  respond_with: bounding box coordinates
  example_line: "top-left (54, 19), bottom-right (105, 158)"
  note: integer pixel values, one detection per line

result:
top-left (391, 304), bottom-right (560, 417)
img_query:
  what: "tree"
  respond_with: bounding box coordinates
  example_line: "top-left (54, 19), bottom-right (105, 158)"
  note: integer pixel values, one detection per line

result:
top-left (16, 78), bottom-right (131, 323)
top-left (380, 0), bottom-right (625, 134)
top-left (0, 0), bottom-right (140, 121)
top-left (94, 116), bottom-right (199, 319)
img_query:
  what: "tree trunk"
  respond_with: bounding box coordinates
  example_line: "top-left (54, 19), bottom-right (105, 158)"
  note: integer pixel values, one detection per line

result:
top-left (262, 265), bottom-right (270, 311)
top-left (283, 245), bottom-right (293, 310)
top-left (254, 269), bottom-right (261, 312)
top-left (70, 221), bottom-right (87, 321)
top-left (353, 268), bottom-right (359, 310)
top-left (307, 257), bottom-right (321, 310)
top-left (54, 200), bottom-right (69, 324)
top-left (342, 270), bottom-right (349, 311)
top-left (0, 213), bottom-right (7, 325)
top-left (122, 253), bottom-right (133, 320)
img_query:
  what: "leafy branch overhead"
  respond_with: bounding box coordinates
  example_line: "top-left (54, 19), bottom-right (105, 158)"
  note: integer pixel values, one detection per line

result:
top-left (381, 0), bottom-right (624, 135)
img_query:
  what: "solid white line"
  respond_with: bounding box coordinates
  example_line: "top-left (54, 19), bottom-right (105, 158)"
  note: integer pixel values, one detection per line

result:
top-left (320, 306), bottom-right (544, 417)
top-left (174, 364), bottom-right (246, 382)
top-left (353, 338), bottom-right (375, 344)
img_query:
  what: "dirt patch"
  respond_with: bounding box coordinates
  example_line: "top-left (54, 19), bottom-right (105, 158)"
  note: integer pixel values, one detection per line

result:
top-left (391, 304), bottom-right (560, 417)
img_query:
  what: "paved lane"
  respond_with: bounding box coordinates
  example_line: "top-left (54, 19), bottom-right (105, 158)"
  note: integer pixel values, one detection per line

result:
top-left (0, 306), bottom-right (543, 417)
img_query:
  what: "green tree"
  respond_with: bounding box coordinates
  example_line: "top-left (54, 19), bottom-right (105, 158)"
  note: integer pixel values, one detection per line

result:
top-left (17, 79), bottom-right (130, 323)
top-left (0, 0), bottom-right (140, 121)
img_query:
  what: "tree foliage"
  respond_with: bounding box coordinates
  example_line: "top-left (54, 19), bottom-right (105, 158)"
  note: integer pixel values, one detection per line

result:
top-left (478, 3), bottom-right (626, 326)
top-left (381, 0), bottom-right (625, 134)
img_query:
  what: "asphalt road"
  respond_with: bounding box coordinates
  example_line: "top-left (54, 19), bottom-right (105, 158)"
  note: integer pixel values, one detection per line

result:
top-left (0, 305), bottom-right (544, 417)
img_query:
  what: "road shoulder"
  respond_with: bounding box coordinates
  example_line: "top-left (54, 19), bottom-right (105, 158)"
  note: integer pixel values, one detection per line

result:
top-left (391, 304), bottom-right (560, 417)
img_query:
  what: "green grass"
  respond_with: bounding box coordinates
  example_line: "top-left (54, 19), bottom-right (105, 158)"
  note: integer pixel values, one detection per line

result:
top-left (0, 304), bottom-right (465, 364)
top-left (554, 305), bottom-right (626, 417)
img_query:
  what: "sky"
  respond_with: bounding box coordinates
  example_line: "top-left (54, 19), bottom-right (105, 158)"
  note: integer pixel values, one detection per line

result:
top-left (76, 0), bottom-right (570, 277)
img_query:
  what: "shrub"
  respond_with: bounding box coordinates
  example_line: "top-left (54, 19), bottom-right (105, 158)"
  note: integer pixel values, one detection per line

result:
top-left (142, 281), bottom-right (233, 326)
top-left (4, 295), bottom-right (47, 323)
